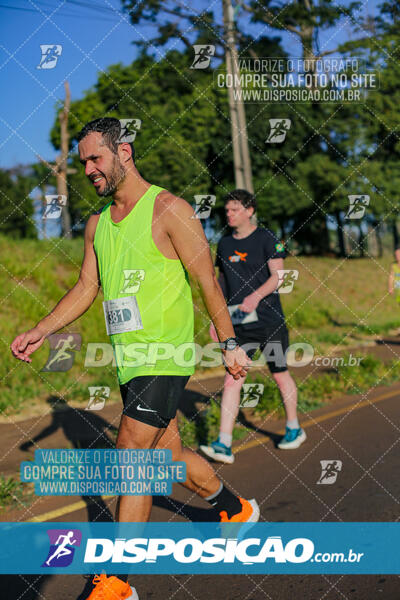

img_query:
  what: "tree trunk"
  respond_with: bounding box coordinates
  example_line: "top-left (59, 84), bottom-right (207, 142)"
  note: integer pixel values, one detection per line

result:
top-left (335, 210), bottom-right (346, 257)
top-left (358, 224), bottom-right (366, 257)
top-left (58, 81), bottom-right (72, 239)
top-left (292, 212), bottom-right (330, 255)
top-left (392, 220), bottom-right (399, 250)
top-left (222, 0), bottom-right (253, 193)
top-left (375, 221), bottom-right (383, 258)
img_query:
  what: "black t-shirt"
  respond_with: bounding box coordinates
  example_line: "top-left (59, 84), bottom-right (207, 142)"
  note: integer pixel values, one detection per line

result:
top-left (215, 227), bottom-right (287, 328)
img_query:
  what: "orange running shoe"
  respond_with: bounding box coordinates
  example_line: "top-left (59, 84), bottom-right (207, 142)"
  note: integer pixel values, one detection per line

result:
top-left (219, 498), bottom-right (260, 523)
top-left (85, 574), bottom-right (138, 600)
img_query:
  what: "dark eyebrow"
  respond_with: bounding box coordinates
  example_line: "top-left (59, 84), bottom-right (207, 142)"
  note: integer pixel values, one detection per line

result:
top-left (79, 155), bottom-right (99, 165)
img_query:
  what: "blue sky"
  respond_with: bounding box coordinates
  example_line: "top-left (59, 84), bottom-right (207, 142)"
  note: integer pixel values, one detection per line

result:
top-left (0, 0), bottom-right (380, 169)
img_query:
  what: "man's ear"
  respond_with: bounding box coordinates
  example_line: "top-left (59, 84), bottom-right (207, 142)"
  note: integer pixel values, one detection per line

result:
top-left (118, 142), bottom-right (132, 164)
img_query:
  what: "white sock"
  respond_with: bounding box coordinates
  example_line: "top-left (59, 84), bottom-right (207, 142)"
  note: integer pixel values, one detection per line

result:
top-left (286, 418), bottom-right (299, 430)
top-left (219, 432), bottom-right (232, 447)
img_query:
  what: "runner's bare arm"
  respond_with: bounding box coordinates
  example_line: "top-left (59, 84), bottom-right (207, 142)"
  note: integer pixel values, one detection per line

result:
top-left (163, 195), bottom-right (234, 341)
top-left (162, 194), bottom-right (250, 378)
top-left (253, 257), bottom-right (283, 298)
top-left (209, 271), bottom-right (227, 342)
top-left (37, 215), bottom-right (101, 334)
top-left (10, 215), bottom-right (100, 362)
top-left (239, 257), bottom-right (283, 313)
top-left (218, 271), bottom-right (227, 298)
top-left (388, 267), bottom-right (394, 294)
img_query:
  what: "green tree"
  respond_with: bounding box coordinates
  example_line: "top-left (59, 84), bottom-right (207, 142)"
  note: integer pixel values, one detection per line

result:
top-left (49, 52), bottom-right (228, 229)
top-left (0, 167), bottom-right (36, 238)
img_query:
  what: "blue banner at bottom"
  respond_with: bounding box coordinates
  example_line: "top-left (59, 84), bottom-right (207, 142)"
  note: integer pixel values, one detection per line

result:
top-left (0, 522), bottom-right (398, 574)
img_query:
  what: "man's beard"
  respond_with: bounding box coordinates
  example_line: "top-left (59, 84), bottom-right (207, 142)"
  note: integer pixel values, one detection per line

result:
top-left (97, 155), bottom-right (126, 197)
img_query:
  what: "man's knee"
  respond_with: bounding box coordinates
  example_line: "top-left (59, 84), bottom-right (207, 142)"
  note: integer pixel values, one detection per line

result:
top-left (272, 369), bottom-right (290, 386)
top-left (225, 372), bottom-right (246, 389)
top-left (116, 435), bottom-right (141, 450)
top-left (116, 416), bottom-right (164, 450)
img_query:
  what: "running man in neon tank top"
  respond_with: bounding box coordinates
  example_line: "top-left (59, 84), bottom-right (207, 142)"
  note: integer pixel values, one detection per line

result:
top-left (11, 118), bottom-right (259, 600)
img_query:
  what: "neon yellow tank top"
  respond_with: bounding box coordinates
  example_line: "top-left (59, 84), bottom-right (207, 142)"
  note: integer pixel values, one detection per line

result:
top-left (94, 184), bottom-right (195, 383)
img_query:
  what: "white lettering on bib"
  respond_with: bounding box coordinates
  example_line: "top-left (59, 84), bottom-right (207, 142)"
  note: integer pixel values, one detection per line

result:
top-left (103, 296), bottom-right (143, 335)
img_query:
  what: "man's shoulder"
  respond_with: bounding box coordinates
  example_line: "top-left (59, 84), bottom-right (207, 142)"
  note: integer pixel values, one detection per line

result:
top-left (256, 226), bottom-right (276, 239)
top-left (255, 227), bottom-right (287, 258)
top-left (91, 202), bottom-right (111, 216)
top-left (86, 203), bottom-right (112, 241)
top-left (154, 189), bottom-right (194, 218)
top-left (216, 233), bottom-right (233, 247)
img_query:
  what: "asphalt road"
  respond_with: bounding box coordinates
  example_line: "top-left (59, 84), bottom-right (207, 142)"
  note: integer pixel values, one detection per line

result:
top-left (1, 379), bottom-right (399, 599)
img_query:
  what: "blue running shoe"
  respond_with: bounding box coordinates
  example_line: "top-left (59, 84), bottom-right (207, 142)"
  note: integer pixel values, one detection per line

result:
top-left (278, 427), bottom-right (306, 449)
top-left (199, 438), bottom-right (234, 464)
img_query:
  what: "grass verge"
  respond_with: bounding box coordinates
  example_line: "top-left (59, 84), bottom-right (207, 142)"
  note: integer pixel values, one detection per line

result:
top-left (179, 354), bottom-right (400, 446)
top-left (0, 475), bottom-right (33, 512)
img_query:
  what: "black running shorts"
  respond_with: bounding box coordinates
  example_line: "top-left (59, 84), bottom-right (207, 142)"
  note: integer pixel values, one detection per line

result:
top-left (119, 375), bottom-right (190, 428)
top-left (234, 323), bottom-right (289, 373)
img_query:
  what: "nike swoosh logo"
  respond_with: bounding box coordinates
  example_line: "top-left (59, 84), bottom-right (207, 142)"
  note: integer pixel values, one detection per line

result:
top-left (137, 404), bottom-right (157, 413)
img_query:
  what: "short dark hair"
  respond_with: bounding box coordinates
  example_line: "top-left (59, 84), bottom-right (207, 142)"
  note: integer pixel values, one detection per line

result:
top-left (224, 189), bottom-right (256, 213)
top-left (76, 117), bottom-right (135, 161)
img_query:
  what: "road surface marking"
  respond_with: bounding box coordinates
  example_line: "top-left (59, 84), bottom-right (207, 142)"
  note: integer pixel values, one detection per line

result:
top-left (234, 387), bottom-right (399, 454)
top-left (25, 386), bottom-right (399, 522)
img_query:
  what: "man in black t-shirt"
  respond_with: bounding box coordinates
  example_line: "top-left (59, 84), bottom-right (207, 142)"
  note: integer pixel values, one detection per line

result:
top-left (200, 189), bottom-right (306, 464)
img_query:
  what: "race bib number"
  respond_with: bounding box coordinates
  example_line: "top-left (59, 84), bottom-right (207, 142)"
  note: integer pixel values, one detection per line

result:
top-left (103, 296), bottom-right (143, 335)
top-left (228, 304), bottom-right (258, 326)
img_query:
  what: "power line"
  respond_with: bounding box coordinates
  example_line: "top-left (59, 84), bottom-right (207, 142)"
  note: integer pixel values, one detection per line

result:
top-left (0, 1), bottom-right (122, 21)
top-left (66, 0), bottom-right (123, 16)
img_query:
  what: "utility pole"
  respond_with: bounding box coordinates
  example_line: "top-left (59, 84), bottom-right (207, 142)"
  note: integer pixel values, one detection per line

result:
top-left (222, 0), bottom-right (253, 194)
top-left (40, 81), bottom-right (74, 239)
top-left (57, 81), bottom-right (72, 238)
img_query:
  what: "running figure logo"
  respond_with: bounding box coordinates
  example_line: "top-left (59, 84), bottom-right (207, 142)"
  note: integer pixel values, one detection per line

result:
top-left (42, 529), bottom-right (81, 567)
top-left (190, 45), bottom-right (215, 69)
top-left (277, 269), bottom-right (299, 293)
top-left (43, 195), bottom-right (67, 220)
top-left (266, 119), bottom-right (291, 143)
top-left (317, 460), bottom-right (343, 485)
top-left (118, 119), bottom-right (142, 143)
top-left (345, 195), bottom-right (370, 219)
top-left (120, 269), bottom-right (145, 294)
top-left (229, 250), bottom-right (248, 263)
top-left (240, 384), bottom-right (264, 408)
top-left (192, 195), bottom-right (216, 219)
top-left (86, 386), bottom-right (110, 411)
top-left (41, 334), bottom-right (81, 372)
top-left (37, 45), bottom-right (62, 69)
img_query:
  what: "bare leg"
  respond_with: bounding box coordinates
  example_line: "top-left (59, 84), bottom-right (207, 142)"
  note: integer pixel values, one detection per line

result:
top-left (156, 416), bottom-right (220, 498)
top-left (115, 415), bottom-right (165, 522)
top-left (272, 370), bottom-right (298, 422)
top-left (115, 414), bottom-right (221, 523)
top-left (219, 372), bottom-right (245, 437)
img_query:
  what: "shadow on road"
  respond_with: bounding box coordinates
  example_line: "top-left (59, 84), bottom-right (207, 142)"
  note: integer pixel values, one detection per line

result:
top-left (19, 395), bottom-right (117, 522)
top-left (376, 338), bottom-right (400, 346)
top-left (9, 396), bottom-right (121, 599)
top-left (179, 388), bottom-right (283, 447)
top-left (237, 411), bottom-right (283, 447)
top-left (0, 575), bottom-right (51, 600)
top-left (153, 494), bottom-right (219, 522)
top-left (178, 387), bottom-right (216, 429)
top-left (7, 389), bottom-right (261, 599)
